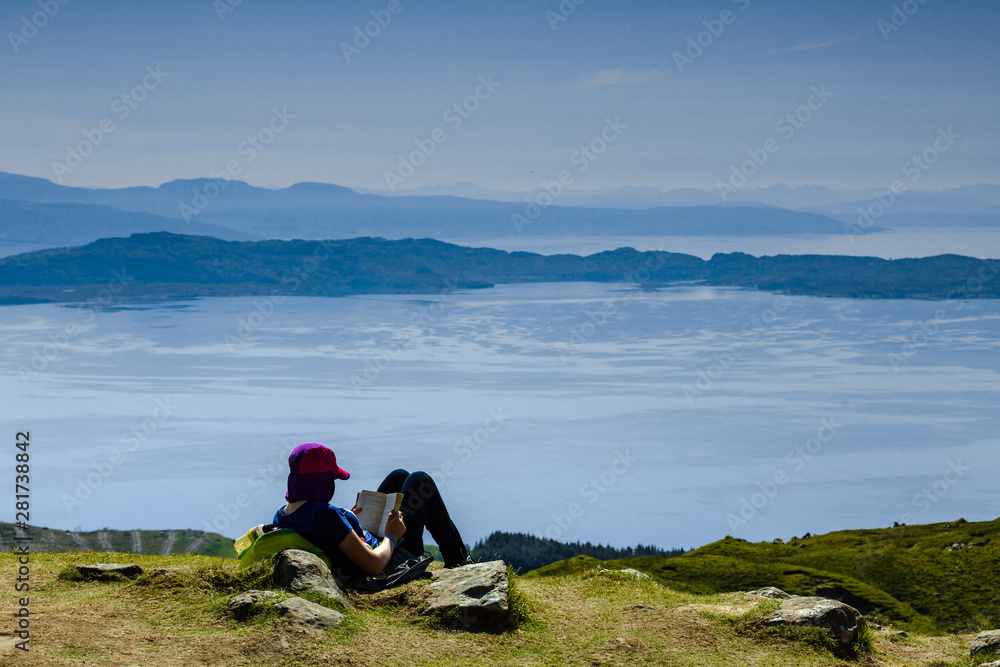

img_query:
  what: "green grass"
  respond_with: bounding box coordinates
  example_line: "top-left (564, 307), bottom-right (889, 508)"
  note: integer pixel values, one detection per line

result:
top-left (973, 651), bottom-right (1000, 665)
top-left (527, 517), bottom-right (1000, 635)
top-left (1, 549), bottom-right (986, 666)
top-left (505, 563), bottom-right (537, 630)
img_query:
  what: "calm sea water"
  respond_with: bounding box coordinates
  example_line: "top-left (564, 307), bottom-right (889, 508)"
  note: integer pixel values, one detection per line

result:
top-left (3, 282), bottom-right (1000, 550)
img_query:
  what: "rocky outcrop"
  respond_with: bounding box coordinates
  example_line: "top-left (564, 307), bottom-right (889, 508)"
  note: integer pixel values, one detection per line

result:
top-left (748, 586), bottom-right (793, 599)
top-left (765, 596), bottom-right (864, 645)
top-left (877, 628), bottom-right (908, 640)
top-left (423, 560), bottom-right (510, 631)
top-left (226, 590), bottom-right (277, 619)
top-left (272, 550), bottom-right (353, 609)
top-left (226, 588), bottom-right (344, 632)
top-left (73, 563), bottom-right (143, 580)
top-left (274, 597), bottom-right (345, 633)
top-left (971, 630), bottom-right (1000, 658)
top-left (598, 567), bottom-right (651, 579)
top-left (947, 539), bottom-right (992, 551)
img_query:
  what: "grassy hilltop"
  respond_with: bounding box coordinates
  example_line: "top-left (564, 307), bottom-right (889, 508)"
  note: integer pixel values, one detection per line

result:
top-left (0, 550), bottom-right (988, 666)
top-left (528, 517), bottom-right (1000, 636)
top-left (3, 518), bottom-right (998, 665)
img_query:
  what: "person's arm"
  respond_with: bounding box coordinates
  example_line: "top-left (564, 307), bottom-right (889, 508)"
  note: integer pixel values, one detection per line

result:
top-left (337, 509), bottom-right (406, 576)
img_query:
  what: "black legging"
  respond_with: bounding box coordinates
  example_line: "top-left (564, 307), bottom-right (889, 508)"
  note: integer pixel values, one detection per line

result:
top-left (377, 469), bottom-right (468, 565)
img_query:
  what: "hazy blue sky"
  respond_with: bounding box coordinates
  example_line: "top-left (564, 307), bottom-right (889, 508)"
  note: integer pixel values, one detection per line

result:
top-left (1, 0), bottom-right (996, 192)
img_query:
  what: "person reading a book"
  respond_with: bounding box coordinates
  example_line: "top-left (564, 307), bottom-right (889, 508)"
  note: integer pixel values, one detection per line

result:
top-left (272, 442), bottom-right (471, 579)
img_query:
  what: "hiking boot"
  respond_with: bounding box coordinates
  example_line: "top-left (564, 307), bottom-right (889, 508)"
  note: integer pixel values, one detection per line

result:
top-left (445, 556), bottom-right (475, 569)
top-left (444, 544), bottom-right (473, 568)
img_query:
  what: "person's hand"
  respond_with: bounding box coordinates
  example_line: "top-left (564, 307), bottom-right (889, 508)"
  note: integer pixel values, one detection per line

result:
top-left (385, 509), bottom-right (406, 541)
top-left (349, 505), bottom-right (362, 515)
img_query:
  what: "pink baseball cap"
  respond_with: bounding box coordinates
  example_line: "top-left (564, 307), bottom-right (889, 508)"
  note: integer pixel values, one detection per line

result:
top-left (288, 442), bottom-right (350, 480)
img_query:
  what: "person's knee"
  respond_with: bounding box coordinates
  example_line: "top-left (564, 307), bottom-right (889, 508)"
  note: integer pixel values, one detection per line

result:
top-left (378, 469), bottom-right (409, 494)
top-left (409, 470), bottom-right (433, 484)
top-left (382, 469), bottom-right (409, 486)
top-left (408, 471), bottom-right (437, 498)
top-left (400, 471), bottom-right (436, 511)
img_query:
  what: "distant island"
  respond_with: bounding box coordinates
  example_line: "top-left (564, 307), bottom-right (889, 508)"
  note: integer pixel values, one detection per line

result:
top-left (0, 232), bottom-right (997, 304)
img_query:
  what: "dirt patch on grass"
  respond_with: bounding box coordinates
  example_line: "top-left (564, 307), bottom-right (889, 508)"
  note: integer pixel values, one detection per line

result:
top-left (0, 559), bottom-right (301, 667)
top-left (657, 604), bottom-right (720, 650)
top-left (873, 632), bottom-right (971, 667)
top-left (2, 600), bottom-right (284, 666)
top-left (349, 579), bottom-right (430, 615)
top-left (590, 634), bottom-right (648, 666)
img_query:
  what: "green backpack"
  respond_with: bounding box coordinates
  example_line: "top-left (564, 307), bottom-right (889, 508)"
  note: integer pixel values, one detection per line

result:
top-left (236, 528), bottom-right (332, 571)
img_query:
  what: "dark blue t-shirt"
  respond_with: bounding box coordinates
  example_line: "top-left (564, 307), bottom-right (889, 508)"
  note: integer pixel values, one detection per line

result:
top-left (273, 502), bottom-right (380, 578)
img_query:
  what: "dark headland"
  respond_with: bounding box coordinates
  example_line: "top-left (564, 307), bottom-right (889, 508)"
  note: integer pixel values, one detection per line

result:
top-left (0, 232), bottom-right (997, 305)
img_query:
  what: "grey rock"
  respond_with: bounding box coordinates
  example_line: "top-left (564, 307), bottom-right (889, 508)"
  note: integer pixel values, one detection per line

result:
top-left (598, 567), bottom-right (650, 579)
top-left (272, 550), bottom-right (352, 609)
top-left (226, 589), bottom-right (277, 618)
top-left (73, 563), bottom-right (143, 580)
top-left (748, 586), bottom-right (793, 599)
top-left (274, 596), bottom-right (345, 633)
top-left (146, 566), bottom-right (187, 582)
top-left (620, 568), bottom-right (650, 579)
top-left (971, 630), bottom-right (1000, 657)
top-left (766, 596), bottom-right (865, 645)
top-left (424, 560), bottom-right (510, 631)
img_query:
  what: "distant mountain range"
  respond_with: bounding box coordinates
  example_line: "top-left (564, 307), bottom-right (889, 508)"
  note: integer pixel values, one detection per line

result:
top-left (0, 198), bottom-right (253, 246)
top-left (0, 172), bottom-right (858, 250)
top-left (0, 172), bottom-right (995, 254)
top-left (0, 232), bottom-right (995, 305)
top-left (357, 182), bottom-right (1000, 233)
top-left (357, 181), bottom-right (1000, 217)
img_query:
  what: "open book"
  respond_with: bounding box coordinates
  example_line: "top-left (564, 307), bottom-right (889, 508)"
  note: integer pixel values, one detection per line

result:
top-left (354, 490), bottom-right (403, 538)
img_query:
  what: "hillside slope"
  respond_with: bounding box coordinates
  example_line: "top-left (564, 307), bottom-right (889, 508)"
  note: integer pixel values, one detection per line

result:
top-left (0, 522), bottom-right (232, 558)
top-left (528, 517), bottom-right (1000, 635)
